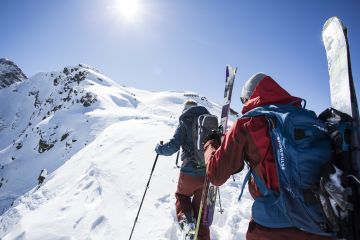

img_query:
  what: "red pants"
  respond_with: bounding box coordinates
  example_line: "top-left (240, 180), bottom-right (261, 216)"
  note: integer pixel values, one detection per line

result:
top-left (246, 220), bottom-right (335, 240)
top-left (176, 172), bottom-right (210, 240)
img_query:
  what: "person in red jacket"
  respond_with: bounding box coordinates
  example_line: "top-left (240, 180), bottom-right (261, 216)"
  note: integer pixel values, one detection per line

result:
top-left (204, 73), bottom-right (334, 240)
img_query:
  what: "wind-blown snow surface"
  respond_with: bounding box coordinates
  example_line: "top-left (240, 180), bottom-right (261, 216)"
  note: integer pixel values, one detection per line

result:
top-left (0, 64), bottom-right (253, 239)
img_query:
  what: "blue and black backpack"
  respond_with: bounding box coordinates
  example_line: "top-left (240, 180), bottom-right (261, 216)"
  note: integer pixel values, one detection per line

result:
top-left (238, 101), bottom-right (335, 237)
top-left (191, 114), bottom-right (219, 168)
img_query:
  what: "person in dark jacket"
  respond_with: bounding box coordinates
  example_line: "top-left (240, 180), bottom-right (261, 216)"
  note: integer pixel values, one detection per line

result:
top-left (204, 73), bottom-right (334, 240)
top-left (38, 169), bottom-right (47, 185)
top-left (155, 100), bottom-right (210, 240)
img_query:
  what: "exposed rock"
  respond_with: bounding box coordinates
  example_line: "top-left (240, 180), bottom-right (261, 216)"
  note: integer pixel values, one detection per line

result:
top-left (0, 58), bottom-right (27, 89)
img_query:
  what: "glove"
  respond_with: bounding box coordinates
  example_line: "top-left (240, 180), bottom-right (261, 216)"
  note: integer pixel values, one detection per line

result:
top-left (155, 144), bottom-right (162, 155)
top-left (328, 124), bottom-right (343, 154)
top-left (204, 130), bottom-right (222, 145)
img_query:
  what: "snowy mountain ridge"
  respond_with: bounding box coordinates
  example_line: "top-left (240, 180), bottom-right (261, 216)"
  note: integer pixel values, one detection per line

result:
top-left (0, 61), bottom-right (251, 239)
top-left (0, 63), bottom-right (136, 210)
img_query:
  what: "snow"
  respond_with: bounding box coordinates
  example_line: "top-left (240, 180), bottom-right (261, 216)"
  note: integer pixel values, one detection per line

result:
top-left (0, 64), bottom-right (253, 239)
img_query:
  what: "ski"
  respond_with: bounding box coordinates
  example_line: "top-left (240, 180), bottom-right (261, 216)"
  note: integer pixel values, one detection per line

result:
top-left (203, 65), bottom-right (236, 226)
top-left (322, 16), bottom-right (360, 240)
top-left (194, 65), bottom-right (237, 239)
top-left (219, 65), bottom-right (236, 134)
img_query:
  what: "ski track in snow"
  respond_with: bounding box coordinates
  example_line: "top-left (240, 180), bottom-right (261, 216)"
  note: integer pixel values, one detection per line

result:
top-left (0, 64), bottom-right (252, 239)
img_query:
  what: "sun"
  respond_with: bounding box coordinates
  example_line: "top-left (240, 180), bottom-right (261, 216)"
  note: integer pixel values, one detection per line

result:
top-left (115, 0), bottom-right (141, 22)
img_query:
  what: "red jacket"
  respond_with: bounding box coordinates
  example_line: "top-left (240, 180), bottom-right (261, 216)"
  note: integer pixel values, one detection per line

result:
top-left (204, 76), bottom-right (301, 198)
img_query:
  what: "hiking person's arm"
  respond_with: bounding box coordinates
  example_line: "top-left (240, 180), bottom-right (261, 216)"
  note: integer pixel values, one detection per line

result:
top-left (204, 119), bottom-right (246, 186)
top-left (155, 122), bottom-right (185, 156)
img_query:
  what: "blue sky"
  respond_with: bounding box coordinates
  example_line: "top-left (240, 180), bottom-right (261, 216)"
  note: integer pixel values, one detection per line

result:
top-left (1, 0), bottom-right (359, 113)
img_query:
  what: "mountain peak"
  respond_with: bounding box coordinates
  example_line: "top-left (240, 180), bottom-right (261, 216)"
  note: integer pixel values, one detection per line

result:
top-left (0, 62), bottom-right (245, 239)
top-left (0, 58), bottom-right (27, 89)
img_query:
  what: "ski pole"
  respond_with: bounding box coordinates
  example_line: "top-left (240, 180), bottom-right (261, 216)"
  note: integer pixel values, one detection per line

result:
top-left (194, 176), bottom-right (210, 240)
top-left (218, 189), bottom-right (224, 214)
top-left (175, 151), bottom-right (180, 168)
top-left (129, 141), bottom-right (163, 240)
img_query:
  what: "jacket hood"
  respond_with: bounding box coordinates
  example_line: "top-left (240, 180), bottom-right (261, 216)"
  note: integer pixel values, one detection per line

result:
top-left (241, 76), bottom-right (302, 114)
top-left (180, 106), bottom-right (210, 121)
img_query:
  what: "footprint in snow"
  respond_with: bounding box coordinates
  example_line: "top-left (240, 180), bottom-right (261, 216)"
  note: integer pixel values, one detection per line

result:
top-left (88, 168), bottom-right (99, 177)
top-left (73, 217), bottom-right (83, 229)
top-left (155, 194), bottom-right (171, 207)
top-left (91, 216), bottom-right (105, 229)
top-left (90, 215), bottom-right (108, 236)
top-left (82, 180), bottom-right (94, 190)
top-left (14, 231), bottom-right (26, 240)
top-left (59, 206), bottom-right (70, 212)
top-left (84, 185), bottom-right (103, 205)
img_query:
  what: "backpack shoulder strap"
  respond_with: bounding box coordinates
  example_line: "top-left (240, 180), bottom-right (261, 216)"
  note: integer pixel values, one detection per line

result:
top-left (238, 167), bottom-right (276, 201)
top-left (191, 115), bottom-right (199, 146)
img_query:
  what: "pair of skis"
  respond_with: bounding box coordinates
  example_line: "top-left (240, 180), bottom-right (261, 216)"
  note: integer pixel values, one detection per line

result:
top-left (193, 65), bottom-right (237, 240)
top-left (322, 16), bottom-right (360, 240)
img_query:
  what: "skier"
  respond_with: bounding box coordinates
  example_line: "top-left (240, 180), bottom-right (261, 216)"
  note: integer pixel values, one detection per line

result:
top-left (37, 169), bottom-right (47, 185)
top-left (155, 100), bottom-right (210, 240)
top-left (203, 73), bottom-right (334, 240)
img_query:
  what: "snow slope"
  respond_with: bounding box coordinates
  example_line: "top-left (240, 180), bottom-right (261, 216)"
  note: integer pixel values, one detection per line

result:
top-left (0, 63), bottom-right (253, 239)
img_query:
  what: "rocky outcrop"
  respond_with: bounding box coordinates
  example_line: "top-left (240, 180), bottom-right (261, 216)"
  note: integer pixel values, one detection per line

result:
top-left (0, 58), bottom-right (27, 89)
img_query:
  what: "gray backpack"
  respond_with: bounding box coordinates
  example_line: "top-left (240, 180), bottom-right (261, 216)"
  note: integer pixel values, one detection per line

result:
top-left (191, 114), bottom-right (219, 168)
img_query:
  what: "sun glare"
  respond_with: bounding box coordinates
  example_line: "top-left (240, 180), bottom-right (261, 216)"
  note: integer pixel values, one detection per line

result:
top-left (115, 0), bottom-right (141, 22)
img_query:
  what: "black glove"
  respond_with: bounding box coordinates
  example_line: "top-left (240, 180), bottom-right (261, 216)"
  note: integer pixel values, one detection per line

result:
top-left (328, 124), bottom-right (343, 154)
top-left (204, 129), bottom-right (222, 145)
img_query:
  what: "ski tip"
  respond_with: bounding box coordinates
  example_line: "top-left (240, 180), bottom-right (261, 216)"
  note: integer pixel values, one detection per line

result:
top-left (323, 16), bottom-right (346, 33)
top-left (226, 64), bottom-right (232, 73)
top-left (226, 65), bottom-right (237, 75)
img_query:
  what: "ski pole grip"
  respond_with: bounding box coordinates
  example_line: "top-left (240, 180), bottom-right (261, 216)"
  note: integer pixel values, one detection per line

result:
top-left (160, 141), bottom-right (163, 145)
